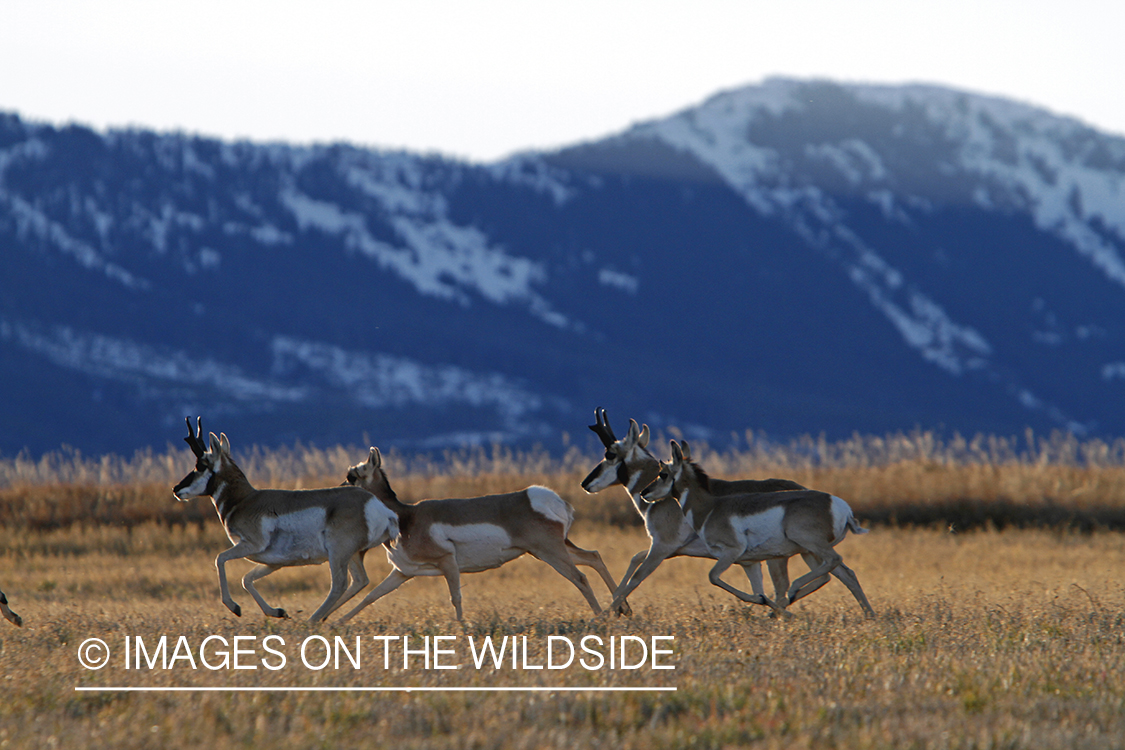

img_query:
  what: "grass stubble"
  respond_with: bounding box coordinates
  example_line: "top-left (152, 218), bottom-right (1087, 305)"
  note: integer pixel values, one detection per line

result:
top-left (1, 434), bottom-right (1125, 748)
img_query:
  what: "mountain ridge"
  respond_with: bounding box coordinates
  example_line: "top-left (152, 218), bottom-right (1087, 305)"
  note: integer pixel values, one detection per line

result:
top-left (3, 78), bottom-right (1124, 456)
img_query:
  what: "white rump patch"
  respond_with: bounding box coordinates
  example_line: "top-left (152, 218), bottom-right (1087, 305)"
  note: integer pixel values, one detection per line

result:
top-left (830, 496), bottom-right (858, 541)
top-left (526, 486), bottom-right (572, 531)
top-left (365, 497), bottom-right (399, 546)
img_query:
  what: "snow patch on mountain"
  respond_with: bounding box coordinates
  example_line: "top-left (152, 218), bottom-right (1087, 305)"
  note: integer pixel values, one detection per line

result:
top-left (1, 193), bottom-right (150, 291)
top-left (0, 318), bottom-right (305, 402)
top-left (280, 152), bottom-right (570, 327)
top-left (270, 336), bottom-right (553, 424)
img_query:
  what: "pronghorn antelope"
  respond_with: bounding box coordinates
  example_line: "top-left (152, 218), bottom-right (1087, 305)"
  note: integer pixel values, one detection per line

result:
top-left (172, 418), bottom-right (399, 623)
top-left (0, 587), bottom-right (21, 627)
top-left (641, 440), bottom-right (875, 617)
top-left (336, 446), bottom-right (628, 623)
top-left (581, 409), bottom-right (807, 611)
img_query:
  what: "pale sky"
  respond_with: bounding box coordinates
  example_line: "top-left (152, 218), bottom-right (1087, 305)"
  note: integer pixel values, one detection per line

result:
top-left (0, 0), bottom-right (1121, 162)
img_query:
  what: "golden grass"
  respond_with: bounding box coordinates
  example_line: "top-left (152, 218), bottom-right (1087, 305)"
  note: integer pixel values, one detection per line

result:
top-left (5, 430), bottom-right (1125, 530)
top-left (2, 520), bottom-right (1125, 749)
top-left (2, 432), bottom-right (1125, 746)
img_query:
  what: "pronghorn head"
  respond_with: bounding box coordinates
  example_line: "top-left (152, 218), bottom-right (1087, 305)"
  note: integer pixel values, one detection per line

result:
top-left (640, 440), bottom-right (699, 503)
top-left (343, 447), bottom-right (397, 501)
top-left (173, 417), bottom-right (233, 501)
top-left (581, 411), bottom-right (657, 494)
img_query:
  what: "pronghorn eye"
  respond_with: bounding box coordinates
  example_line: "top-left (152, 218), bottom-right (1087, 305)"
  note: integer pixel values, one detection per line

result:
top-left (605, 450), bottom-right (617, 461)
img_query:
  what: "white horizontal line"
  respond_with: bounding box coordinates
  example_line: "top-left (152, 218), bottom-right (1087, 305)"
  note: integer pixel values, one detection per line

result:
top-left (75, 686), bottom-right (676, 693)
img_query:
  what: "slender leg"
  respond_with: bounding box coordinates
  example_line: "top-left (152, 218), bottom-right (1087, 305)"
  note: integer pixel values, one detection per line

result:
top-left (323, 552), bottom-right (371, 618)
top-left (780, 552), bottom-right (831, 607)
top-left (766, 558), bottom-right (791, 604)
top-left (565, 539), bottom-right (632, 616)
top-left (337, 570), bottom-right (412, 624)
top-left (829, 562), bottom-right (876, 618)
top-left (242, 564), bottom-right (288, 618)
top-left (0, 588), bottom-right (21, 627)
top-left (530, 547), bottom-right (604, 617)
top-left (604, 541), bottom-right (684, 615)
top-left (741, 562), bottom-right (766, 596)
top-left (308, 550), bottom-right (356, 623)
top-left (708, 552), bottom-right (783, 614)
top-left (215, 540), bottom-right (261, 617)
top-left (434, 554), bottom-right (466, 620)
top-left (785, 548), bottom-right (841, 606)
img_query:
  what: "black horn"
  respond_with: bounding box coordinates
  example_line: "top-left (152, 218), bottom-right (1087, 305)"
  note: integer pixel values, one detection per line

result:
top-left (587, 407), bottom-right (618, 448)
top-left (184, 416), bottom-right (207, 458)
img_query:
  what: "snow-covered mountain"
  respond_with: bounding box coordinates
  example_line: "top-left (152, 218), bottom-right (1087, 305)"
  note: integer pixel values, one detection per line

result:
top-left (3, 78), bottom-right (1125, 456)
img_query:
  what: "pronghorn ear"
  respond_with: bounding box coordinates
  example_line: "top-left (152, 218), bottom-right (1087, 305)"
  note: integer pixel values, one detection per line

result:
top-left (218, 433), bottom-right (231, 456)
top-left (627, 419), bottom-right (640, 442)
top-left (369, 447), bottom-right (382, 468)
top-left (638, 424), bottom-right (650, 448)
top-left (208, 432), bottom-right (220, 454)
top-left (670, 440), bottom-right (683, 463)
top-left (680, 440), bottom-right (692, 461)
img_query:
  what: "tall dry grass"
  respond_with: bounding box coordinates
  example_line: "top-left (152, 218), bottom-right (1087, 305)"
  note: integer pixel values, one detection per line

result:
top-left (1, 524), bottom-right (1124, 748)
top-left (4, 429), bottom-right (1125, 530)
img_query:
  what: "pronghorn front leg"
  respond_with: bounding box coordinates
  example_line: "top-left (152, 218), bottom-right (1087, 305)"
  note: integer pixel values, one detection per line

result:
top-left (603, 541), bottom-right (682, 616)
top-left (337, 569), bottom-right (412, 624)
top-left (215, 540), bottom-right (263, 617)
top-left (766, 559), bottom-right (791, 605)
top-left (322, 552), bottom-right (371, 619)
top-left (436, 555), bottom-right (465, 621)
top-left (0, 588), bottom-right (21, 627)
top-left (308, 550), bottom-right (356, 623)
top-left (242, 564), bottom-right (289, 618)
top-left (707, 551), bottom-right (784, 614)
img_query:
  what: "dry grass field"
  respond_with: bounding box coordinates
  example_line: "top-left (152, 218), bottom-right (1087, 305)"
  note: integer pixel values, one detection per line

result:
top-left (2, 432), bottom-right (1125, 748)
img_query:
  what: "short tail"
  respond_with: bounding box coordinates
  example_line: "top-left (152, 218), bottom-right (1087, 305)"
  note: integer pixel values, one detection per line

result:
top-left (846, 515), bottom-right (869, 535)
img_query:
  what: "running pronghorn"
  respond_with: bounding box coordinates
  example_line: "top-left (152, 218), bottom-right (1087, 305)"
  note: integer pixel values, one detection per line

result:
top-left (640, 440), bottom-right (875, 617)
top-left (336, 446), bottom-right (629, 623)
top-left (581, 409), bottom-right (807, 613)
top-left (172, 418), bottom-right (399, 622)
top-left (0, 587), bottom-right (21, 627)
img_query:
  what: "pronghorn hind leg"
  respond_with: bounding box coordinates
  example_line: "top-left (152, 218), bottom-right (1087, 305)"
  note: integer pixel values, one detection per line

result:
top-left (530, 546), bottom-right (603, 617)
top-left (337, 569), bottom-right (411, 624)
top-left (0, 589), bottom-right (21, 627)
top-left (708, 552), bottom-right (783, 614)
top-left (785, 548), bottom-right (841, 607)
top-left (242, 564), bottom-right (288, 618)
top-left (829, 562), bottom-right (876, 618)
top-left (565, 539), bottom-right (632, 617)
top-left (781, 552), bottom-right (831, 608)
top-left (323, 552), bottom-right (371, 618)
